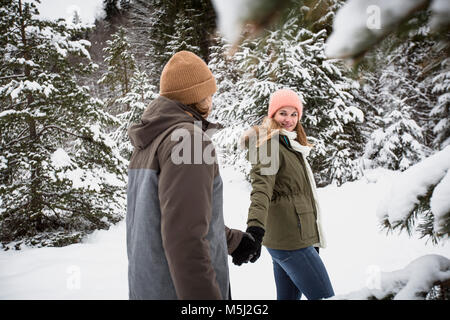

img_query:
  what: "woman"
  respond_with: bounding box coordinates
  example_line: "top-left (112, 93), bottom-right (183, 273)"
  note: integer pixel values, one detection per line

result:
top-left (241, 88), bottom-right (334, 300)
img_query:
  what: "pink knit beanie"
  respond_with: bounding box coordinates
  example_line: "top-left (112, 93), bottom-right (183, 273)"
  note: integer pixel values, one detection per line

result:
top-left (268, 89), bottom-right (303, 119)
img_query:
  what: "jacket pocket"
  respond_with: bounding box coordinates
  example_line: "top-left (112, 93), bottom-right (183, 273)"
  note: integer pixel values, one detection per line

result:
top-left (293, 193), bottom-right (315, 214)
top-left (294, 200), bottom-right (317, 240)
top-left (297, 211), bottom-right (317, 240)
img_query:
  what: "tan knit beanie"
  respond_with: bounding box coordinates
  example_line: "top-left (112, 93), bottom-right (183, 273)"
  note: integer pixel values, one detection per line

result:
top-left (159, 51), bottom-right (217, 105)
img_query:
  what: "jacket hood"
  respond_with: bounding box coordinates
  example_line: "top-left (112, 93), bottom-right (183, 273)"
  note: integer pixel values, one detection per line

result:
top-left (128, 96), bottom-right (221, 150)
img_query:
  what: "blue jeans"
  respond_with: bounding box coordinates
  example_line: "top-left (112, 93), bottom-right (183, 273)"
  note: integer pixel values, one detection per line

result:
top-left (267, 246), bottom-right (334, 300)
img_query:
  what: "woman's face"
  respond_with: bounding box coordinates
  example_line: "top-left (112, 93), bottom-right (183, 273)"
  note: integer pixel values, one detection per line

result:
top-left (273, 106), bottom-right (299, 131)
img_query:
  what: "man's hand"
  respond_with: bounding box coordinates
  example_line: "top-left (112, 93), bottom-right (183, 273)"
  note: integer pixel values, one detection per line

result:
top-left (231, 232), bottom-right (258, 266)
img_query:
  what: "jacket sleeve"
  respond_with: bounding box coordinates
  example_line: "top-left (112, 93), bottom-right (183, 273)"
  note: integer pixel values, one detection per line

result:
top-left (225, 226), bottom-right (243, 254)
top-left (247, 139), bottom-right (279, 229)
top-left (157, 126), bottom-right (222, 300)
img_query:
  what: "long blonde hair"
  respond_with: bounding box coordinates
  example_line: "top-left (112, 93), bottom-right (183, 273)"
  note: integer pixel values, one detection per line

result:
top-left (241, 117), bottom-right (313, 148)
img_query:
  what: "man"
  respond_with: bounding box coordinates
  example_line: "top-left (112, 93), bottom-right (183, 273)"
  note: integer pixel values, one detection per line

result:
top-left (126, 51), bottom-right (257, 299)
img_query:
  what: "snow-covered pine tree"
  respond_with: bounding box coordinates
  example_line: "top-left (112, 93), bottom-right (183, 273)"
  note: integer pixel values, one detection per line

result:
top-left (364, 106), bottom-right (427, 171)
top-left (119, 0), bottom-right (131, 13)
top-left (210, 2), bottom-right (364, 186)
top-left (98, 26), bottom-right (136, 114)
top-left (377, 146), bottom-right (450, 245)
top-left (0, 0), bottom-right (126, 249)
top-left (429, 57), bottom-right (450, 150)
top-left (184, 0), bottom-right (217, 63)
top-left (164, 8), bottom-right (201, 60)
top-left (361, 23), bottom-right (437, 171)
top-left (208, 35), bottom-right (247, 171)
top-left (127, 0), bottom-right (216, 86)
top-left (126, 0), bottom-right (174, 83)
top-left (103, 0), bottom-right (128, 29)
top-left (113, 69), bottom-right (157, 159)
top-left (355, 14), bottom-right (449, 274)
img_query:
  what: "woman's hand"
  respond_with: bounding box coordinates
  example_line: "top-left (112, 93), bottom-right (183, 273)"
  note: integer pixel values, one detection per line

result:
top-left (246, 226), bottom-right (265, 263)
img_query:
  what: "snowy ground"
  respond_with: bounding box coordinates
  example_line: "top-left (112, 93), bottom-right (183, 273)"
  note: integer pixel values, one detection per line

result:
top-left (0, 166), bottom-right (448, 300)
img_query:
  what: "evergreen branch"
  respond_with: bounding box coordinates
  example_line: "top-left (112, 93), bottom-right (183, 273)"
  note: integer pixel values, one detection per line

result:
top-left (38, 125), bottom-right (92, 141)
top-left (41, 201), bottom-right (61, 220)
top-left (42, 200), bottom-right (85, 217)
top-left (4, 126), bottom-right (29, 147)
top-left (0, 74), bottom-right (26, 80)
top-left (6, 124), bottom-right (93, 146)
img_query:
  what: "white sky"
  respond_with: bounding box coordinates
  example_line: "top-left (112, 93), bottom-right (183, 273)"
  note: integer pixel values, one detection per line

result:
top-left (35, 0), bottom-right (105, 25)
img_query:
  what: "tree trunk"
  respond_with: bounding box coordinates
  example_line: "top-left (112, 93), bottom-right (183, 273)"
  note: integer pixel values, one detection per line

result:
top-left (19, 0), bottom-right (43, 231)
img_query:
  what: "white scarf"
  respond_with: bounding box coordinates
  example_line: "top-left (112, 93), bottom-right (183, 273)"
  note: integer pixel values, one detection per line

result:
top-left (281, 129), bottom-right (326, 248)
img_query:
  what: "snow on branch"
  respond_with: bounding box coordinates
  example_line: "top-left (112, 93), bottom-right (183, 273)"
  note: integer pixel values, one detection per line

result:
top-left (325, 0), bottom-right (450, 60)
top-left (377, 146), bottom-right (450, 239)
top-left (335, 255), bottom-right (450, 300)
top-left (0, 74), bottom-right (25, 81)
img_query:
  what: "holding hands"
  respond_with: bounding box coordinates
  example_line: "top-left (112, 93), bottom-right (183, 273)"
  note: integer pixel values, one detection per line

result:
top-left (231, 226), bottom-right (265, 266)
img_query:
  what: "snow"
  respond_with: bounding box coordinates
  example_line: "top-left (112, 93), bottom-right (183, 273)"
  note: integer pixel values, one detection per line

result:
top-left (0, 110), bottom-right (18, 118)
top-left (429, 0), bottom-right (450, 31)
top-left (55, 168), bottom-right (124, 192)
top-left (51, 148), bottom-right (73, 169)
top-left (325, 0), bottom-right (427, 59)
top-left (336, 254), bottom-right (450, 300)
top-left (63, 169), bottom-right (99, 191)
top-left (431, 171), bottom-right (450, 234)
top-left (389, 254), bottom-right (450, 300)
top-left (36, 0), bottom-right (104, 26)
top-left (49, 145), bottom-right (124, 191)
top-left (0, 222), bottom-right (128, 299)
top-left (9, 82), bottom-right (23, 99)
top-left (15, 58), bottom-right (38, 67)
top-left (25, 23), bottom-right (92, 60)
top-left (0, 165), bottom-right (448, 299)
top-left (5, 80), bottom-right (57, 100)
top-left (377, 146), bottom-right (450, 233)
top-left (53, 42), bottom-right (68, 58)
top-left (43, 84), bottom-right (56, 97)
top-left (0, 155), bottom-right (6, 170)
top-left (68, 39), bottom-right (91, 60)
top-left (89, 123), bottom-right (119, 151)
top-left (211, 0), bottom-right (253, 42)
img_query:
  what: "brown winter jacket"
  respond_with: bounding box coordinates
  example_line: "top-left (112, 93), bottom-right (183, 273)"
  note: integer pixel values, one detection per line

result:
top-left (127, 96), bottom-right (243, 300)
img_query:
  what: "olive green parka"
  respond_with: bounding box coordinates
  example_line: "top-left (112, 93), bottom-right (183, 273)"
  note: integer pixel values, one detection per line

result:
top-left (243, 126), bottom-right (325, 250)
